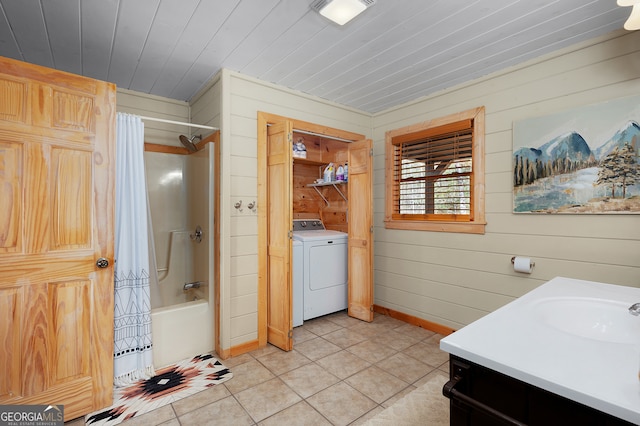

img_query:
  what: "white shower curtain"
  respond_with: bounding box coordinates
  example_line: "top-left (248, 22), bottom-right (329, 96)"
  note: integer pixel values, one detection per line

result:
top-left (114, 113), bottom-right (155, 386)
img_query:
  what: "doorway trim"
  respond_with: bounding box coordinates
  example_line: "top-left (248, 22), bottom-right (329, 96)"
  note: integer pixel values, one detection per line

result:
top-left (257, 111), bottom-right (366, 348)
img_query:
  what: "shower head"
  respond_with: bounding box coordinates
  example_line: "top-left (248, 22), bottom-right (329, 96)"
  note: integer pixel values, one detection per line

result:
top-left (179, 134), bottom-right (201, 152)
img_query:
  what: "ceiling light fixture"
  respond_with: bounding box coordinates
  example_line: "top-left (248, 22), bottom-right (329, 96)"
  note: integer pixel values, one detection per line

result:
top-left (311, 0), bottom-right (375, 26)
top-left (618, 0), bottom-right (640, 30)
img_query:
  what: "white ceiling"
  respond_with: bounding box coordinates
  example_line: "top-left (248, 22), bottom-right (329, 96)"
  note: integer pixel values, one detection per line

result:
top-left (0, 0), bottom-right (630, 113)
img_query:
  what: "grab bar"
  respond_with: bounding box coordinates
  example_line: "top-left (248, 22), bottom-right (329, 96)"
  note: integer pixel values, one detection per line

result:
top-left (443, 367), bottom-right (527, 426)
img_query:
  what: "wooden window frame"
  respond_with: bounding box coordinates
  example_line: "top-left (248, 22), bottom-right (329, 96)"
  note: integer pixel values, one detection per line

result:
top-left (384, 107), bottom-right (486, 234)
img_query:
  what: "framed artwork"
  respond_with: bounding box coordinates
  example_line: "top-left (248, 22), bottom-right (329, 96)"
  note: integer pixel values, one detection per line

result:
top-left (513, 95), bottom-right (640, 213)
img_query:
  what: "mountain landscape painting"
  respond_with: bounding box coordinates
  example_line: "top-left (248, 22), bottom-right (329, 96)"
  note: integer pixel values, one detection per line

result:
top-left (513, 95), bottom-right (640, 214)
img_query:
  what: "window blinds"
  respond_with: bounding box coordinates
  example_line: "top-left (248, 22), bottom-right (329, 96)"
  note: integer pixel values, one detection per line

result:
top-left (391, 120), bottom-right (474, 219)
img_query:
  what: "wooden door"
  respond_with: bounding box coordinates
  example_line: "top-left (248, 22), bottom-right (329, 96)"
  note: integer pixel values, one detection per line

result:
top-left (0, 57), bottom-right (115, 420)
top-left (347, 139), bottom-right (373, 322)
top-left (266, 121), bottom-right (293, 350)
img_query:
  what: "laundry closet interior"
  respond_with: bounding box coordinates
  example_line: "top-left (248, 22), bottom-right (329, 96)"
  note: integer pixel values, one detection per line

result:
top-left (258, 112), bottom-right (373, 352)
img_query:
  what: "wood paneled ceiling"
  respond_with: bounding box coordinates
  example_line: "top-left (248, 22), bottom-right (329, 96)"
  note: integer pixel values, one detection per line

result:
top-left (0, 0), bottom-right (629, 113)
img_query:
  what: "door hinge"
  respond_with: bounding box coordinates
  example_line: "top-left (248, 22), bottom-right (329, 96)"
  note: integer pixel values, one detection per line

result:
top-left (370, 225), bottom-right (374, 234)
top-left (288, 230), bottom-right (293, 239)
top-left (287, 132), bottom-right (293, 143)
top-left (370, 305), bottom-right (374, 312)
top-left (370, 148), bottom-right (373, 156)
top-left (288, 329), bottom-right (293, 339)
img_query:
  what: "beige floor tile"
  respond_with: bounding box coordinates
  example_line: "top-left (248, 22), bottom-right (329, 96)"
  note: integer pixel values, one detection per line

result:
top-left (64, 417), bottom-right (85, 426)
top-left (372, 329), bottom-right (420, 351)
top-left (301, 317), bottom-right (343, 336)
top-left (235, 378), bottom-right (302, 422)
top-left (349, 406), bottom-right (385, 426)
top-left (171, 382), bottom-right (231, 416)
top-left (71, 315), bottom-right (452, 426)
top-left (394, 323), bottom-right (437, 340)
top-left (346, 339), bottom-right (397, 364)
top-left (221, 352), bottom-right (254, 368)
top-left (177, 395), bottom-right (253, 425)
top-left (372, 314), bottom-right (407, 328)
top-left (119, 404), bottom-right (176, 426)
top-left (324, 311), bottom-right (364, 329)
top-left (279, 363), bottom-right (340, 398)
top-left (293, 337), bottom-right (342, 361)
top-left (293, 326), bottom-right (317, 344)
top-left (348, 321), bottom-right (394, 339)
top-left (376, 352), bottom-right (433, 384)
top-left (258, 401), bottom-right (332, 426)
top-left (306, 382), bottom-right (377, 426)
top-left (257, 349), bottom-right (312, 376)
top-left (321, 327), bottom-right (368, 349)
top-left (224, 359), bottom-right (275, 394)
top-left (403, 341), bottom-right (450, 368)
top-left (345, 366), bottom-right (411, 404)
top-left (425, 333), bottom-right (446, 344)
top-left (314, 350), bottom-right (371, 380)
top-left (249, 343), bottom-right (281, 359)
top-left (380, 384), bottom-right (417, 408)
top-left (414, 368), bottom-right (449, 388)
top-left (345, 325), bottom-right (380, 340)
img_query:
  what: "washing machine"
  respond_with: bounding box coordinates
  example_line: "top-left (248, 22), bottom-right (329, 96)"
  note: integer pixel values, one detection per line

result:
top-left (292, 219), bottom-right (348, 321)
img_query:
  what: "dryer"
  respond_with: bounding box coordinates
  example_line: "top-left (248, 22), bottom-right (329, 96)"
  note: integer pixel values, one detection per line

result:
top-left (292, 219), bottom-right (348, 321)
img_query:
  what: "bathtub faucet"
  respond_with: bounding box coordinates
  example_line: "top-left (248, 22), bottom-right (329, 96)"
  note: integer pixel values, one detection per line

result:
top-left (629, 303), bottom-right (640, 316)
top-left (183, 281), bottom-right (202, 291)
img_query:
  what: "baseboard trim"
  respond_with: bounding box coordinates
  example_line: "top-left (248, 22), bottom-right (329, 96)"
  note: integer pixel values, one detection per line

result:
top-left (216, 347), bottom-right (231, 360)
top-left (373, 305), bottom-right (456, 336)
top-left (228, 339), bottom-right (260, 358)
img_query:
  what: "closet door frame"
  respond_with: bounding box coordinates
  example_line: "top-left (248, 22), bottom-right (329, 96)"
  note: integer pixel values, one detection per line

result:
top-left (257, 111), bottom-right (372, 351)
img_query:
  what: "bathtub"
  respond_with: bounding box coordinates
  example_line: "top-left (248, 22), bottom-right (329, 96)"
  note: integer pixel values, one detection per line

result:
top-left (151, 299), bottom-right (214, 368)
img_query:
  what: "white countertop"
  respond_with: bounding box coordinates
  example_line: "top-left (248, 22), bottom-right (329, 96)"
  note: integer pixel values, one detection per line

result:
top-left (440, 277), bottom-right (640, 424)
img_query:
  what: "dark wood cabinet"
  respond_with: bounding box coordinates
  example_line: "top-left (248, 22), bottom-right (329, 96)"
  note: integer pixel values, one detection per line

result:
top-left (446, 355), bottom-right (636, 426)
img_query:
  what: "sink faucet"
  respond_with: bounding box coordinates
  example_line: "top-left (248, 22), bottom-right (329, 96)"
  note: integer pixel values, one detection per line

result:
top-left (629, 303), bottom-right (640, 316)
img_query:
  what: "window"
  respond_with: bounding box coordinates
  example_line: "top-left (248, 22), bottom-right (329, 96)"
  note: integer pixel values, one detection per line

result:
top-left (385, 107), bottom-right (485, 234)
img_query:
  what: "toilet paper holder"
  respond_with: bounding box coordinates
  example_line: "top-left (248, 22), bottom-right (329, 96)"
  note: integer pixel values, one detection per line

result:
top-left (511, 256), bottom-right (536, 268)
top-left (511, 256), bottom-right (535, 269)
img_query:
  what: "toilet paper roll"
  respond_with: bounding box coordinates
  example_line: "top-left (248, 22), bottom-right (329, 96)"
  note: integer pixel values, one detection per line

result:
top-left (513, 256), bottom-right (533, 274)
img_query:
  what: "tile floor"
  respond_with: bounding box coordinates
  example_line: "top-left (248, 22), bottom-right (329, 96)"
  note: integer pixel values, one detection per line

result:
top-left (68, 311), bottom-right (451, 426)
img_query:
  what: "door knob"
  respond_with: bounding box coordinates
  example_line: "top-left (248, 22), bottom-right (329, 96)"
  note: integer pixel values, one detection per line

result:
top-left (96, 257), bottom-right (110, 268)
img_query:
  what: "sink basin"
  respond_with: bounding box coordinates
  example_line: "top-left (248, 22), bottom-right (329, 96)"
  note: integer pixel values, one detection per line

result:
top-left (531, 297), bottom-right (640, 344)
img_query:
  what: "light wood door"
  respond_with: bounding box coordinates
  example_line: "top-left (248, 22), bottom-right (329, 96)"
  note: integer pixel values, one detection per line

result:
top-left (0, 57), bottom-right (115, 420)
top-left (266, 121), bottom-right (293, 350)
top-left (347, 139), bottom-right (373, 322)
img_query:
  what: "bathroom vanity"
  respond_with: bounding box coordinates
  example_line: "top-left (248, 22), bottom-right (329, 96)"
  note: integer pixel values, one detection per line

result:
top-left (440, 277), bottom-right (640, 425)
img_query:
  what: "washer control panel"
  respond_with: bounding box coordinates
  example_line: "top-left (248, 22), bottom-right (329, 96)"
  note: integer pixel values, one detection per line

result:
top-left (292, 219), bottom-right (325, 232)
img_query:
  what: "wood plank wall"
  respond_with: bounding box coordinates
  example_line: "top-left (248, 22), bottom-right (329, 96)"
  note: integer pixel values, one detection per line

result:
top-left (372, 29), bottom-right (640, 331)
top-left (191, 69), bottom-right (371, 349)
top-left (124, 28), bottom-right (640, 352)
top-left (115, 88), bottom-right (190, 146)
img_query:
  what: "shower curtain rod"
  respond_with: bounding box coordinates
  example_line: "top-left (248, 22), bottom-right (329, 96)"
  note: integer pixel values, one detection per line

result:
top-left (138, 115), bottom-right (218, 130)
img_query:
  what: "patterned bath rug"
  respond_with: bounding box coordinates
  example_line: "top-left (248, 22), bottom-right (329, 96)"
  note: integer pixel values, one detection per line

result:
top-left (85, 354), bottom-right (233, 426)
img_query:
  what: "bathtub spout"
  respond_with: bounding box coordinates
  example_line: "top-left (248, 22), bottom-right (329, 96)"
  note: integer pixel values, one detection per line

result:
top-left (183, 281), bottom-right (202, 291)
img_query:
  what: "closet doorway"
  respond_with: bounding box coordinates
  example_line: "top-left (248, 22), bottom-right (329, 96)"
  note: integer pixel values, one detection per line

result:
top-left (257, 112), bottom-right (373, 351)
